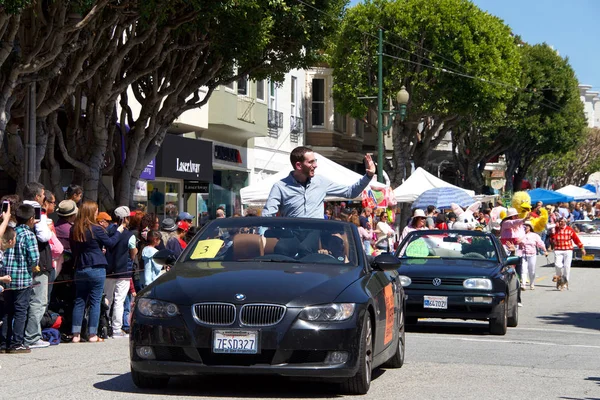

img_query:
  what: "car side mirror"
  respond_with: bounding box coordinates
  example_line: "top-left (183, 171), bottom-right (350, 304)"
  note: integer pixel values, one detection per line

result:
top-left (153, 249), bottom-right (177, 266)
top-left (506, 256), bottom-right (520, 266)
top-left (372, 253), bottom-right (401, 271)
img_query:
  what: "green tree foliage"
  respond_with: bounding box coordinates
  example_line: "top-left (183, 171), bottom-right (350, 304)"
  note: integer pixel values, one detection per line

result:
top-left (329, 0), bottom-right (520, 186)
top-left (452, 43), bottom-right (586, 192)
top-left (0, 0), bottom-right (346, 203)
top-left (529, 128), bottom-right (600, 188)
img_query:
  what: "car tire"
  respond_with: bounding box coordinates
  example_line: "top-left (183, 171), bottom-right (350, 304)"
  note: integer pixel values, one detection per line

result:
top-left (384, 325), bottom-right (405, 368)
top-left (507, 296), bottom-right (519, 328)
top-left (342, 315), bottom-right (373, 395)
top-left (131, 368), bottom-right (170, 389)
top-left (489, 300), bottom-right (508, 335)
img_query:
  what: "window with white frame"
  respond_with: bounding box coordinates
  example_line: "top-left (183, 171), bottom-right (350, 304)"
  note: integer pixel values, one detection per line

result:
top-left (290, 76), bottom-right (297, 117)
top-left (311, 78), bottom-right (325, 127)
top-left (224, 81), bottom-right (234, 91)
top-left (269, 80), bottom-right (276, 109)
top-left (237, 77), bottom-right (248, 96)
top-left (256, 80), bottom-right (265, 101)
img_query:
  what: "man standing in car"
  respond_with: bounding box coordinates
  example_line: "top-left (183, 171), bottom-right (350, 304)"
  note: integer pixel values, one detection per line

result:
top-left (263, 146), bottom-right (376, 218)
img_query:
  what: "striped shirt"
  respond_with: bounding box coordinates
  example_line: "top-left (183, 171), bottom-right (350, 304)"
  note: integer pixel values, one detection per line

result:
top-left (1, 224), bottom-right (40, 290)
top-left (551, 226), bottom-right (583, 251)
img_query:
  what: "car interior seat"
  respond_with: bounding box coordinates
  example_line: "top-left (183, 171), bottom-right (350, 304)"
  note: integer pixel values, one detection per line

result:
top-left (232, 233), bottom-right (264, 259)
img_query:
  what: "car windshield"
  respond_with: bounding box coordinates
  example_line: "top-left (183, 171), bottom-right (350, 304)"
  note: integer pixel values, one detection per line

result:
top-left (572, 220), bottom-right (600, 234)
top-left (396, 231), bottom-right (499, 262)
top-left (180, 217), bottom-right (359, 266)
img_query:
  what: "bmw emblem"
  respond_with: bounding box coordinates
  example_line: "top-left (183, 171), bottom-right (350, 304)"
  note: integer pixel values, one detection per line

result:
top-left (235, 293), bottom-right (246, 301)
top-left (432, 278), bottom-right (442, 286)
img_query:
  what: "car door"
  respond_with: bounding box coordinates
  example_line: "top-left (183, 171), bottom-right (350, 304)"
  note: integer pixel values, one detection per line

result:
top-left (497, 241), bottom-right (519, 299)
top-left (366, 268), bottom-right (400, 357)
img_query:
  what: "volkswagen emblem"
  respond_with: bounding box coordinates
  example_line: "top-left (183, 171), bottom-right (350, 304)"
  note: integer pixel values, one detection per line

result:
top-left (235, 293), bottom-right (246, 301)
top-left (432, 278), bottom-right (442, 286)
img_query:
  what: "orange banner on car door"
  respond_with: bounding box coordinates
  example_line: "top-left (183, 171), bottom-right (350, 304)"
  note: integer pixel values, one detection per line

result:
top-left (384, 284), bottom-right (395, 345)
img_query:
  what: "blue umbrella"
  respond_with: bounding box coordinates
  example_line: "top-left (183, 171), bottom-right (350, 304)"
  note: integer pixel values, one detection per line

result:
top-left (412, 187), bottom-right (474, 210)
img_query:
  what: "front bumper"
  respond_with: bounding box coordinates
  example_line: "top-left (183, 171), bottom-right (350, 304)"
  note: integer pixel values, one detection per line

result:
top-left (404, 289), bottom-right (506, 321)
top-left (573, 247), bottom-right (600, 263)
top-left (130, 306), bottom-right (365, 378)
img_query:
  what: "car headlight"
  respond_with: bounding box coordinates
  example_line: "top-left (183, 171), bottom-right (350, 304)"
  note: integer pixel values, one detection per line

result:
top-left (463, 278), bottom-right (492, 290)
top-left (299, 303), bottom-right (356, 322)
top-left (136, 298), bottom-right (179, 318)
top-left (398, 275), bottom-right (412, 287)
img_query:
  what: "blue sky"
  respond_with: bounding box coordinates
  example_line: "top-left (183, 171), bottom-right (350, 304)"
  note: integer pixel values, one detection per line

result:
top-left (472, 0), bottom-right (599, 88)
top-left (347, 0), bottom-right (599, 89)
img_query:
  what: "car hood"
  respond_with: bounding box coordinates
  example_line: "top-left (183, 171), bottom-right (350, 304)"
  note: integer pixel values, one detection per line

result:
top-left (398, 259), bottom-right (500, 278)
top-left (150, 261), bottom-right (362, 307)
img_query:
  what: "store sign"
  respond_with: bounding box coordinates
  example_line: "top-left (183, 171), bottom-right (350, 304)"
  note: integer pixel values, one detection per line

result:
top-left (156, 135), bottom-right (213, 181)
top-left (184, 180), bottom-right (210, 193)
top-left (214, 145), bottom-right (242, 164)
top-left (491, 170), bottom-right (505, 178)
top-left (140, 159), bottom-right (155, 180)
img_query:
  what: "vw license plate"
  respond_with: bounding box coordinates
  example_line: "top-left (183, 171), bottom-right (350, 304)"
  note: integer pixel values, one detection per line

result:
top-left (424, 296), bottom-right (448, 309)
top-left (213, 330), bottom-right (258, 354)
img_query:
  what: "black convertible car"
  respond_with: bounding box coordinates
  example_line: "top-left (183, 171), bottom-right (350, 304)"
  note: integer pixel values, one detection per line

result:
top-left (394, 230), bottom-right (520, 335)
top-left (130, 217), bottom-right (405, 394)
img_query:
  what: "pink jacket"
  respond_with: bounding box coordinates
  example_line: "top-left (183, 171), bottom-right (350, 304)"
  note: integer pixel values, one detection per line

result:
top-left (500, 218), bottom-right (526, 243)
top-left (519, 232), bottom-right (546, 256)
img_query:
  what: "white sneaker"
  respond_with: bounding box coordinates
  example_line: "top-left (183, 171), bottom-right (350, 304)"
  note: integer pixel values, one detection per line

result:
top-left (518, 303), bottom-right (523, 307)
top-left (112, 330), bottom-right (129, 338)
top-left (28, 339), bottom-right (50, 349)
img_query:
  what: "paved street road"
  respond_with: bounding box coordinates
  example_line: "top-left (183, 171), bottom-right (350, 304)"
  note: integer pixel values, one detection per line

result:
top-left (2, 261), bottom-right (600, 400)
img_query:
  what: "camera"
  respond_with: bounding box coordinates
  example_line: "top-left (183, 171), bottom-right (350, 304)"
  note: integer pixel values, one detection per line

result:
top-left (34, 205), bottom-right (42, 221)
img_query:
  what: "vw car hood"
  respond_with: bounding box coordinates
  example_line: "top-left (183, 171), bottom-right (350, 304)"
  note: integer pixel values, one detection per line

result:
top-left (149, 261), bottom-right (362, 307)
top-left (398, 259), bottom-right (500, 278)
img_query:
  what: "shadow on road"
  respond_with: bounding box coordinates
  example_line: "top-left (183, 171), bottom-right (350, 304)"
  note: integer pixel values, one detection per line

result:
top-left (94, 371), bottom-right (380, 398)
top-left (406, 320), bottom-right (492, 336)
top-left (536, 312), bottom-right (600, 331)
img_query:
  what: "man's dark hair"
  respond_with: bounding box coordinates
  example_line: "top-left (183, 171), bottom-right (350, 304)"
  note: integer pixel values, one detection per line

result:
top-left (2, 225), bottom-right (16, 242)
top-left (426, 205), bottom-right (436, 214)
top-left (23, 182), bottom-right (44, 201)
top-left (16, 203), bottom-right (35, 225)
top-left (290, 146), bottom-right (312, 167)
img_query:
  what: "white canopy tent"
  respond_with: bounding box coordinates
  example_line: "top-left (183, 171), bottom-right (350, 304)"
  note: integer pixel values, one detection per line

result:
top-left (240, 152), bottom-right (387, 206)
top-left (555, 185), bottom-right (596, 201)
top-left (393, 167), bottom-right (475, 203)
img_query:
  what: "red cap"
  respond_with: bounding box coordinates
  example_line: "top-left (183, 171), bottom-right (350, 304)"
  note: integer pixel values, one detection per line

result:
top-left (177, 220), bottom-right (190, 231)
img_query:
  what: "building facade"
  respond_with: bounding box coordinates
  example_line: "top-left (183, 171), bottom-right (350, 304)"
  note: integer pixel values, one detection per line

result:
top-left (579, 84), bottom-right (600, 128)
top-left (251, 69), bottom-right (306, 184)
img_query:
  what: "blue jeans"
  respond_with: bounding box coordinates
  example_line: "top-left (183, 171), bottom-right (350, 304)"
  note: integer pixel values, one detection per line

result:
top-left (122, 293), bottom-right (131, 329)
top-left (1, 287), bottom-right (32, 349)
top-left (72, 267), bottom-right (106, 336)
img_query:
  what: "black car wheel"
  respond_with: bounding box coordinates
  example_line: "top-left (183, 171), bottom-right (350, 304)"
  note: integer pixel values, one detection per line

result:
top-left (384, 307), bottom-right (405, 368)
top-left (342, 315), bottom-right (373, 395)
top-left (489, 300), bottom-right (508, 335)
top-left (507, 295), bottom-right (519, 328)
top-left (131, 368), bottom-right (170, 389)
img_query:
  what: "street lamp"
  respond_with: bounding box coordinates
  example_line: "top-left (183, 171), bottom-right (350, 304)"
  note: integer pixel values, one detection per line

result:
top-left (377, 28), bottom-right (410, 184)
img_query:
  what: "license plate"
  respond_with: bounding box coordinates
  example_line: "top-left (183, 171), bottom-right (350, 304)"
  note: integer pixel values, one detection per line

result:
top-left (213, 330), bottom-right (258, 354)
top-left (424, 296), bottom-right (448, 309)
top-left (582, 254), bottom-right (595, 261)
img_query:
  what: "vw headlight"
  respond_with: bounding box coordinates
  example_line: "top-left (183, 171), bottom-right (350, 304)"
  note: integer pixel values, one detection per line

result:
top-left (137, 298), bottom-right (179, 318)
top-left (398, 275), bottom-right (412, 287)
top-left (299, 303), bottom-right (356, 322)
top-left (463, 278), bottom-right (492, 290)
